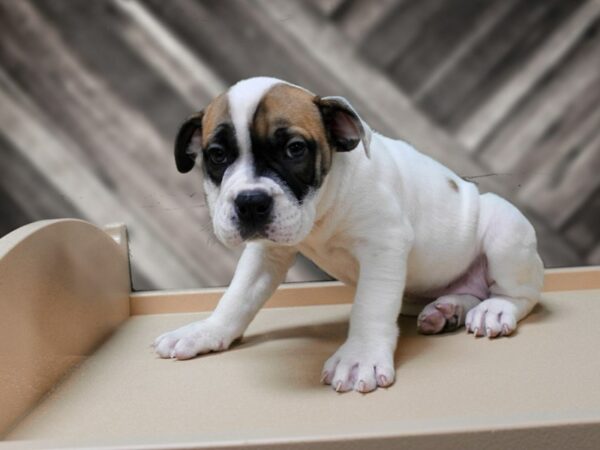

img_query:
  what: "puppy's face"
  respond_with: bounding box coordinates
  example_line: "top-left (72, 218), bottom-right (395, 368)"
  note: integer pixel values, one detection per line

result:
top-left (174, 77), bottom-right (369, 247)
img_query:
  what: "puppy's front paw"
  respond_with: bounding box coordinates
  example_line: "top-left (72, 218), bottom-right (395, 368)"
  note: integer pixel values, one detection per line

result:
top-left (153, 320), bottom-right (236, 360)
top-left (321, 339), bottom-right (395, 393)
top-left (465, 298), bottom-right (517, 338)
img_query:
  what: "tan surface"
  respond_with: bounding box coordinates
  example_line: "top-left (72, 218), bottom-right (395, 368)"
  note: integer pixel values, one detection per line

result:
top-left (543, 265), bottom-right (600, 291)
top-left (6, 289), bottom-right (600, 449)
top-left (130, 282), bottom-right (355, 315)
top-left (0, 220), bottom-right (130, 436)
top-left (129, 267), bottom-right (600, 315)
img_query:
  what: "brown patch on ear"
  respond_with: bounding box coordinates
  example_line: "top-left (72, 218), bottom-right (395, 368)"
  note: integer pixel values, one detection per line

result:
top-left (448, 178), bottom-right (459, 192)
top-left (201, 93), bottom-right (230, 145)
top-left (254, 84), bottom-right (332, 180)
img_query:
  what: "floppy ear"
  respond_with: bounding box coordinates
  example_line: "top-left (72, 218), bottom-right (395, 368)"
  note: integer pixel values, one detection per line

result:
top-left (174, 112), bottom-right (204, 173)
top-left (315, 96), bottom-right (371, 158)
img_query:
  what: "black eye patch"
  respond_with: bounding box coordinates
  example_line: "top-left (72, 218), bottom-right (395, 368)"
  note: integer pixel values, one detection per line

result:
top-left (250, 127), bottom-right (317, 202)
top-left (203, 123), bottom-right (239, 185)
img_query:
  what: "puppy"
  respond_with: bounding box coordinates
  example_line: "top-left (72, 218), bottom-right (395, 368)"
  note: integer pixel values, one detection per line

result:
top-left (153, 77), bottom-right (544, 393)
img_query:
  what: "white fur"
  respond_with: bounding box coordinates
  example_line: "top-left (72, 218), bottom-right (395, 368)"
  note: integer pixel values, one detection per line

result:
top-left (154, 78), bottom-right (544, 394)
top-left (228, 77), bottom-right (281, 155)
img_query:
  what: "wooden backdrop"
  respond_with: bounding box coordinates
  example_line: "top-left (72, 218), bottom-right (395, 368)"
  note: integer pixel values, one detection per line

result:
top-left (0, 0), bottom-right (599, 290)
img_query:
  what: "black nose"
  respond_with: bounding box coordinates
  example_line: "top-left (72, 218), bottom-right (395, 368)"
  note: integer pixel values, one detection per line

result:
top-left (234, 190), bottom-right (273, 226)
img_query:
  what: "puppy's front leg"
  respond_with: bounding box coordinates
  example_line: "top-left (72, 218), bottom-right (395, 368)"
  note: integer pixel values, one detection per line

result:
top-left (154, 243), bottom-right (296, 359)
top-left (322, 242), bottom-right (410, 393)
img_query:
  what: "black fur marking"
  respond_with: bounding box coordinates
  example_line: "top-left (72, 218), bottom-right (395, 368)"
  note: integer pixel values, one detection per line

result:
top-left (235, 190), bottom-right (273, 239)
top-left (203, 123), bottom-right (239, 185)
top-left (250, 127), bottom-right (317, 202)
top-left (174, 113), bottom-right (203, 173)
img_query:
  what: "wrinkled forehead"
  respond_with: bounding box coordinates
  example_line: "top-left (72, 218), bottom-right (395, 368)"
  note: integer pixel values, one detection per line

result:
top-left (201, 78), bottom-right (322, 149)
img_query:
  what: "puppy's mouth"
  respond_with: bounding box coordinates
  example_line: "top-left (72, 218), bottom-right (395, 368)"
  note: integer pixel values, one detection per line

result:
top-left (239, 227), bottom-right (269, 242)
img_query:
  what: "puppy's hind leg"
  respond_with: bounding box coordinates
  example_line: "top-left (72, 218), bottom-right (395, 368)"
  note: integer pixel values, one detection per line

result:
top-left (417, 294), bottom-right (480, 335)
top-left (465, 193), bottom-right (544, 338)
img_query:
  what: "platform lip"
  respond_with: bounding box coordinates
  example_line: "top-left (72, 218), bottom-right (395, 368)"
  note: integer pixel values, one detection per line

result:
top-left (543, 265), bottom-right (600, 292)
top-left (129, 266), bottom-right (600, 315)
top-left (130, 281), bottom-right (354, 315)
top-left (3, 409), bottom-right (600, 450)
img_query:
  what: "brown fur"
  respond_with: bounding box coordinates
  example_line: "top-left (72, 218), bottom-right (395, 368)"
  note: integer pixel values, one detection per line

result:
top-left (253, 84), bottom-right (332, 181)
top-left (201, 93), bottom-right (230, 146)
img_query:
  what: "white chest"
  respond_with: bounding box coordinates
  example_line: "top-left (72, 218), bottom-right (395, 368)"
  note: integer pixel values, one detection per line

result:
top-left (298, 234), bottom-right (359, 286)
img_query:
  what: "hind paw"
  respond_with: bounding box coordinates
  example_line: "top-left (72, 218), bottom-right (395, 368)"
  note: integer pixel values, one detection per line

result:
top-left (417, 295), bottom-right (479, 335)
top-left (465, 298), bottom-right (518, 338)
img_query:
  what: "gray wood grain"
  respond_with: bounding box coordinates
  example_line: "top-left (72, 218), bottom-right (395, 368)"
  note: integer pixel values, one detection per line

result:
top-left (0, 0), bottom-right (597, 290)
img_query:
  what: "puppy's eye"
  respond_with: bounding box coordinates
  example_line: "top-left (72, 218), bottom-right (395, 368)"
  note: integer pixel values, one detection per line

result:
top-left (207, 144), bottom-right (228, 165)
top-left (285, 139), bottom-right (307, 160)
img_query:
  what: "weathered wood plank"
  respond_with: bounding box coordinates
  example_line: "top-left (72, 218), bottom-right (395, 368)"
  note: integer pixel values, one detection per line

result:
top-left (0, 0), bottom-right (594, 281)
top-left (0, 188), bottom-right (30, 234)
top-left (516, 110), bottom-right (600, 229)
top-left (410, 0), bottom-right (517, 102)
top-left (417, 0), bottom-right (583, 129)
top-left (308, 0), bottom-right (349, 17)
top-left (521, 78), bottom-right (600, 178)
top-left (478, 26), bottom-right (600, 175)
top-left (144, 0), bottom-right (369, 108)
top-left (0, 72), bottom-right (181, 290)
top-left (0, 133), bottom-right (81, 227)
top-left (388, 0), bottom-right (499, 95)
top-left (588, 243), bottom-right (600, 265)
top-left (563, 187), bottom-right (600, 258)
top-left (163, 0), bottom-right (347, 93)
top-left (0, 131), bottom-right (155, 289)
top-left (0, 0), bottom-right (324, 287)
top-left (458, 0), bottom-right (600, 151)
top-left (0, 1), bottom-right (237, 288)
top-left (113, 0), bottom-right (226, 102)
top-left (332, 0), bottom-right (401, 43)
top-left (144, 0), bottom-right (299, 86)
top-left (358, 0), bottom-right (445, 69)
top-left (32, 0), bottom-right (199, 140)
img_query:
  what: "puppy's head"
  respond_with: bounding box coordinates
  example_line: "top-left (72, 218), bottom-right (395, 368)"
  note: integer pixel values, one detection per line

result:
top-left (175, 77), bottom-right (371, 247)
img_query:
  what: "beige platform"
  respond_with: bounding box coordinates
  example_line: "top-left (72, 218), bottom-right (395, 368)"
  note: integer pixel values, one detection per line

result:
top-left (1, 219), bottom-right (599, 449)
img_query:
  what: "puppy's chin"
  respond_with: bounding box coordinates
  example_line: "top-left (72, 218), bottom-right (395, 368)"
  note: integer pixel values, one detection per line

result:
top-left (213, 227), bottom-right (245, 248)
top-left (213, 222), bottom-right (314, 248)
top-left (261, 218), bottom-right (315, 247)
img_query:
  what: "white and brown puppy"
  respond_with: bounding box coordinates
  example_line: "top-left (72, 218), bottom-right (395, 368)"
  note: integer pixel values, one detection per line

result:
top-left (154, 77), bottom-right (544, 393)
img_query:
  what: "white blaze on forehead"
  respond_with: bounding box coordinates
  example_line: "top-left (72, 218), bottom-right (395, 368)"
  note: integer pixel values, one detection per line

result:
top-left (227, 77), bottom-right (285, 155)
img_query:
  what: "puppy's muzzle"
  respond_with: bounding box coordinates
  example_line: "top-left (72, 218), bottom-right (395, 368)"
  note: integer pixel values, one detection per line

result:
top-left (234, 190), bottom-right (273, 239)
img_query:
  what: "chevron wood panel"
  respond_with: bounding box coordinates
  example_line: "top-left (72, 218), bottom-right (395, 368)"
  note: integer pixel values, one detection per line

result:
top-left (0, 0), bottom-right (598, 290)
